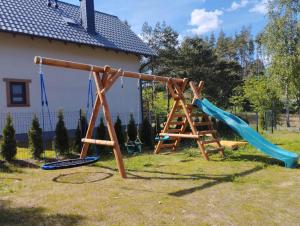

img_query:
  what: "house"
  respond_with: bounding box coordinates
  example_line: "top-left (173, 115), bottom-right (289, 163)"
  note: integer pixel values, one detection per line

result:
top-left (0, 0), bottom-right (155, 137)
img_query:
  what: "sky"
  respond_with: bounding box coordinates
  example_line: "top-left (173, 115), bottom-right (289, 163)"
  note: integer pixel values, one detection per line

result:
top-left (62, 0), bottom-right (269, 38)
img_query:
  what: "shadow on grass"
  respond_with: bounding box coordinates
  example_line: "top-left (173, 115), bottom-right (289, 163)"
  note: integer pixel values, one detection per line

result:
top-left (222, 152), bottom-right (285, 167)
top-left (0, 200), bottom-right (84, 226)
top-left (98, 165), bottom-right (263, 196)
top-left (0, 161), bottom-right (23, 173)
top-left (52, 172), bottom-right (113, 184)
top-left (168, 166), bottom-right (263, 197)
top-left (11, 160), bottom-right (40, 169)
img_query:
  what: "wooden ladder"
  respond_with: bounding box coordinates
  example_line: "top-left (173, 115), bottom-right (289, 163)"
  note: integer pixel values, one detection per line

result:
top-left (154, 80), bottom-right (224, 160)
top-left (156, 103), bottom-right (225, 158)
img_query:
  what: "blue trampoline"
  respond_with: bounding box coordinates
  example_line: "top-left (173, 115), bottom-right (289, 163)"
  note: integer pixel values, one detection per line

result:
top-left (42, 156), bottom-right (100, 170)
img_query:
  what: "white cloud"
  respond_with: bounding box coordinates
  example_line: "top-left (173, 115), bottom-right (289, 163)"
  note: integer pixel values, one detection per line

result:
top-left (228, 0), bottom-right (249, 11)
top-left (189, 9), bottom-right (223, 35)
top-left (250, 0), bottom-right (268, 14)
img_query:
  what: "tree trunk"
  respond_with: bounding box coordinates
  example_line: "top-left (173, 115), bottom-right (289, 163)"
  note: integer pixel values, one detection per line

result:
top-left (284, 83), bottom-right (290, 127)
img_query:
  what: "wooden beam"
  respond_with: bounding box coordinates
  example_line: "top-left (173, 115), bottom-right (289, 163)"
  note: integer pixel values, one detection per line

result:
top-left (81, 138), bottom-right (115, 146)
top-left (34, 56), bottom-right (185, 84)
top-left (159, 133), bottom-right (200, 139)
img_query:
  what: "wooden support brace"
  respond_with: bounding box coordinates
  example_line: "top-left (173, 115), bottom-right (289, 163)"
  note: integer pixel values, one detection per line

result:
top-left (159, 133), bottom-right (200, 139)
top-left (81, 138), bottom-right (115, 146)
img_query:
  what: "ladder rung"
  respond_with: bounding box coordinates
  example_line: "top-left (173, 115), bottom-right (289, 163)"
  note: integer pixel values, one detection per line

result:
top-left (202, 139), bottom-right (220, 145)
top-left (166, 129), bottom-right (182, 133)
top-left (159, 133), bottom-right (199, 139)
top-left (198, 130), bottom-right (217, 135)
top-left (165, 121), bottom-right (185, 126)
top-left (193, 122), bottom-right (211, 126)
top-left (205, 147), bottom-right (224, 154)
top-left (82, 138), bottom-right (115, 146)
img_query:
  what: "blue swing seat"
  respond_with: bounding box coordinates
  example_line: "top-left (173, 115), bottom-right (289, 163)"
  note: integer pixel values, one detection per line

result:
top-left (155, 135), bottom-right (170, 141)
top-left (42, 156), bottom-right (100, 170)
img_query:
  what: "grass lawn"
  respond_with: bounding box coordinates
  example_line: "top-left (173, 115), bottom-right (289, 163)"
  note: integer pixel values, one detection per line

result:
top-left (0, 131), bottom-right (300, 226)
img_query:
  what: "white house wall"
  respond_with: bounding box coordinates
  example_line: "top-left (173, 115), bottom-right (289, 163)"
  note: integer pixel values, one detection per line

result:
top-left (0, 33), bottom-right (142, 134)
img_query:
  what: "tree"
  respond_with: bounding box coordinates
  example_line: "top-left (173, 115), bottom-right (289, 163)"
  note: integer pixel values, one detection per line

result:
top-left (28, 115), bottom-right (43, 159)
top-left (140, 21), bottom-right (179, 76)
top-left (140, 117), bottom-right (152, 147)
top-left (127, 114), bottom-right (137, 141)
top-left (177, 37), bottom-right (242, 108)
top-left (234, 26), bottom-right (255, 77)
top-left (73, 110), bottom-right (88, 153)
top-left (96, 118), bottom-right (107, 155)
top-left (243, 76), bottom-right (282, 129)
top-left (262, 0), bottom-right (300, 127)
top-left (54, 110), bottom-right (69, 155)
top-left (1, 115), bottom-right (17, 161)
top-left (114, 116), bottom-right (125, 150)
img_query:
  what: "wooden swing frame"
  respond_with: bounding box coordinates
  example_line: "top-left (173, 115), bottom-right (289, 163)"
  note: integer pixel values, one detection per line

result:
top-left (34, 56), bottom-right (224, 178)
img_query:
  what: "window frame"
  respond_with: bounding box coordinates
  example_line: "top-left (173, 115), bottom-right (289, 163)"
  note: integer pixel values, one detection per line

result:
top-left (3, 78), bottom-right (31, 107)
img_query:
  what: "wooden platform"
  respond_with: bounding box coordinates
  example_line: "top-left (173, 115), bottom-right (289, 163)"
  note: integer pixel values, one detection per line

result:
top-left (212, 140), bottom-right (248, 150)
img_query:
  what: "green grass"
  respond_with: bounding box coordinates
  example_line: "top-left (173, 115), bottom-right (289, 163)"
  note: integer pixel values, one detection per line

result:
top-left (0, 131), bottom-right (300, 226)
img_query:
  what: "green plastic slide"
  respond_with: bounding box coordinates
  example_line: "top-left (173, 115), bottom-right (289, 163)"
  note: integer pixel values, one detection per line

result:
top-left (194, 98), bottom-right (299, 168)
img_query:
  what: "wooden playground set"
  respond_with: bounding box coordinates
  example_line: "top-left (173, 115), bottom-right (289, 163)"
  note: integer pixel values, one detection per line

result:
top-left (35, 56), bottom-right (228, 178)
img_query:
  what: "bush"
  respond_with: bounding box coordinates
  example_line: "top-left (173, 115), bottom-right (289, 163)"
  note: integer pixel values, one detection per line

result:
top-left (1, 114), bottom-right (17, 161)
top-left (140, 117), bottom-right (152, 147)
top-left (96, 118), bottom-right (107, 155)
top-left (54, 110), bottom-right (69, 155)
top-left (28, 115), bottom-right (43, 159)
top-left (114, 116), bottom-right (125, 151)
top-left (127, 114), bottom-right (137, 141)
top-left (73, 110), bottom-right (88, 153)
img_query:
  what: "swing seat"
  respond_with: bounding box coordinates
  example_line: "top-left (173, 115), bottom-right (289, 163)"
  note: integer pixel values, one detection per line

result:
top-left (127, 140), bottom-right (142, 154)
top-left (155, 135), bottom-right (170, 141)
top-left (41, 156), bottom-right (100, 170)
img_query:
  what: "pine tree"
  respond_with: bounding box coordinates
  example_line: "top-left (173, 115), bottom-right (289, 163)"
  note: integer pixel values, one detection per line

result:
top-left (140, 117), bottom-right (152, 147)
top-left (54, 110), bottom-right (69, 155)
top-left (114, 116), bottom-right (125, 150)
top-left (73, 110), bottom-right (88, 153)
top-left (127, 114), bottom-right (137, 141)
top-left (28, 115), bottom-right (43, 159)
top-left (96, 118), bottom-right (107, 155)
top-left (1, 114), bottom-right (17, 161)
top-left (73, 123), bottom-right (82, 153)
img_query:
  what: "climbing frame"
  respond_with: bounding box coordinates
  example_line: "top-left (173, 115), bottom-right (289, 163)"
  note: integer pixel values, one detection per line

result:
top-left (154, 81), bottom-right (224, 159)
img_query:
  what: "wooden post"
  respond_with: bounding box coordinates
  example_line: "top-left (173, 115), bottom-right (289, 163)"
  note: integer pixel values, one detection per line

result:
top-left (80, 95), bottom-right (102, 158)
top-left (93, 72), bottom-right (126, 178)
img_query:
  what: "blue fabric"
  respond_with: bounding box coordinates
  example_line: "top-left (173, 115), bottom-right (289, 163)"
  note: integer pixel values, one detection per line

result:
top-left (42, 156), bottom-right (100, 170)
top-left (40, 73), bottom-right (54, 155)
top-left (0, 0), bottom-right (155, 56)
top-left (194, 98), bottom-right (299, 168)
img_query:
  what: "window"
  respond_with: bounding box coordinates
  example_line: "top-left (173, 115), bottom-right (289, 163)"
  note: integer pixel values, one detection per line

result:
top-left (3, 78), bottom-right (31, 107)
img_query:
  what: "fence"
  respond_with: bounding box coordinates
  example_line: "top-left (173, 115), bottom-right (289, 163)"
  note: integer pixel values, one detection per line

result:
top-left (0, 110), bottom-right (140, 139)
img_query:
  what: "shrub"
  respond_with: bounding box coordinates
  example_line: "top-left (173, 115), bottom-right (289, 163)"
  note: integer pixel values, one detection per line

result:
top-left (54, 110), bottom-right (69, 155)
top-left (127, 114), bottom-right (137, 141)
top-left (96, 118), bottom-right (107, 155)
top-left (140, 117), bottom-right (152, 147)
top-left (73, 123), bottom-right (82, 153)
top-left (114, 116), bottom-right (125, 150)
top-left (73, 110), bottom-right (88, 153)
top-left (1, 114), bottom-right (17, 161)
top-left (28, 115), bottom-right (43, 159)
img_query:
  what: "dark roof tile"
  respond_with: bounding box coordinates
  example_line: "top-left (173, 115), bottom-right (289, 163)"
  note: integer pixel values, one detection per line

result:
top-left (0, 0), bottom-right (155, 56)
